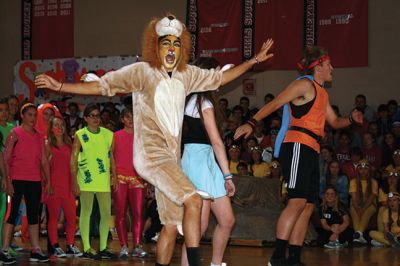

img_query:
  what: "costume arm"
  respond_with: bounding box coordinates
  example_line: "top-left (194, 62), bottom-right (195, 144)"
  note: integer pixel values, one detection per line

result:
top-left (35, 63), bottom-right (141, 96)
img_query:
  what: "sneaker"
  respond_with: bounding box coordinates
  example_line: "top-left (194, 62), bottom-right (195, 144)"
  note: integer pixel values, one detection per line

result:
top-left (385, 232), bottom-right (400, 247)
top-left (353, 232), bottom-right (367, 244)
top-left (371, 239), bottom-right (385, 247)
top-left (13, 231), bottom-right (22, 237)
top-left (82, 248), bottom-right (98, 260)
top-left (132, 246), bottom-right (147, 258)
top-left (119, 246), bottom-right (129, 260)
top-left (98, 249), bottom-right (117, 260)
top-left (66, 245), bottom-right (82, 257)
top-left (53, 246), bottom-right (66, 258)
top-left (0, 250), bottom-right (16, 264)
top-left (268, 258), bottom-right (287, 266)
top-left (9, 244), bottom-right (23, 252)
top-left (7, 248), bottom-right (17, 258)
top-left (324, 240), bottom-right (344, 249)
top-left (30, 249), bottom-right (49, 262)
top-left (151, 232), bottom-right (160, 242)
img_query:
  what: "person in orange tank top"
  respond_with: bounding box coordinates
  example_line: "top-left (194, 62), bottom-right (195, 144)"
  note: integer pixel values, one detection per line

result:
top-left (235, 47), bottom-right (363, 266)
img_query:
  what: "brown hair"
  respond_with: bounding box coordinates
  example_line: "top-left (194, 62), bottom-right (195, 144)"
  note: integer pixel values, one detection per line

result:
top-left (298, 46), bottom-right (329, 76)
top-left (48, 116), bottom-right (72, 148)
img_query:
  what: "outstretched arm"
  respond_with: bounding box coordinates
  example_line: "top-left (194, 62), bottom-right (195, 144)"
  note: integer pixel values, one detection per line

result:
top-left (221, 39), bottom-right (274, 86)
top-left (234, 79), bottom-right (312, 139)
top-left (35, 74), bottom-right (103, 95)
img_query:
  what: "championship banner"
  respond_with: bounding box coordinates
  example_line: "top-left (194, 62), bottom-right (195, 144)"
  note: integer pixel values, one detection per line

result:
top-left (188, 0), bottom-right (243, 66)
top-left (14, 56), bottom-right (140, 104)
top-left (22, 0), bottom-right (74, 60)
top-left (254, 0), bottom-right (304, 70)
top-left (316, 0), bottom-right (368, 67)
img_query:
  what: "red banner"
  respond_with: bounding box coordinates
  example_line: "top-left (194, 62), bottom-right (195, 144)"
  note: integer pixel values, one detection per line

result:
top-left (22, 0), bottom-right (74, 60)
top-left (316, 0), bottom-right (368, 67)
top-left (193, 0), bottom-right (243, 66)
top-left (254, 0), bottom-right (304, 70)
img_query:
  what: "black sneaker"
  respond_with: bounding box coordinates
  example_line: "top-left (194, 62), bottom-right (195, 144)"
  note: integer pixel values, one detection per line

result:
top-left (82, 249), bottom-right (98, 260)
top-left (66, 245), bottom-right (83, 257)
top-left (0, 250), bottom-right (16, 264)
top-left (30, 249), bottom-right (49, 262)
top-left (98, 249), bottom-right (117, 260)
top-left (268, 258), bottom-right (287, 266)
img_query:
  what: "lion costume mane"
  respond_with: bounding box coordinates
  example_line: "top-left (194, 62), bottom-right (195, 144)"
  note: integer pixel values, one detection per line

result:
top-left (97, 15), bottom-right (223, 225)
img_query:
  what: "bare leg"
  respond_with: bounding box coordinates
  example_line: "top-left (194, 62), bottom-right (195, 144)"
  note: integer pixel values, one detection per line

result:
top-left (288, 203), bottom-right (314, 245)
top-left (210, 196), bottom-right (235, 265)
top-left (181, 200), bottom-right (211, 266)
top-left (276, 199), bottom-right (307, 240)
top-left (28, 224), bottom-right (40, 249)
top-left (2, 223), bottom-right (14, 250)
top-left (182, 194), bottom-right (202, 247)
top-left (156, 225), bottom-right (177, 264)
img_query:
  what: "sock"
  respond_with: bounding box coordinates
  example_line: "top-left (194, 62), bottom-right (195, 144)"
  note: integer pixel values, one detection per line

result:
top-left (271, 238), bottom-right (288, 260)
top-left (155, 263), bottom-right (169, 266)
top-left (287, 245), bottom-right (302, 265)
top-left (186, 247), bottom-right (200, 266)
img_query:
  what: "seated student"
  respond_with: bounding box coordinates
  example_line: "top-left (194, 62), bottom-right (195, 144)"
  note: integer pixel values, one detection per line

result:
top-left (370, 192), bottom-right (400, 247)
top-left (228, 145), bottom-right (241, 175)
top-left (384, 149), bottom-right (400, 177)
top-left (236, 162), bottom-right (249, 176)
top-left (377, 170), bottom-right (400, 232)
top-left (318, 186), bottom-right (353, 248)
top-left (319, 160), bottom-right (349, 205)
top-left (349, 160), bottom-right (378, 244)
top-left (248, 146), bottom-right (271, 178)
top-left (269, 160), bottom-right (287, 203)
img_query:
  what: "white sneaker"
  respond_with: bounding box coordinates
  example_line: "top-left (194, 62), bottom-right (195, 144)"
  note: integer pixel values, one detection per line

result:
top-left (119, 246), bottom-right (129, 259)
top-left (151, 232), bottom-right (160, 242)
top-left (132, 246), bottom-right (147, 258)
top-left (371, 239), bottom-right (385, 247)
top-left (353, 231), bottom-right (367, 244)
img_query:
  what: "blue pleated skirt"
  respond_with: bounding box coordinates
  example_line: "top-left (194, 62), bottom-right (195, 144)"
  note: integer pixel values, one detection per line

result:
top-left (181, 143), bottom-right (226, 199)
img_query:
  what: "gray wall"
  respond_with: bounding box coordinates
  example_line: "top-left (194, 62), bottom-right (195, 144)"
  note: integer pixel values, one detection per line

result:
top-left (1, 0), bottom-right (399, 114)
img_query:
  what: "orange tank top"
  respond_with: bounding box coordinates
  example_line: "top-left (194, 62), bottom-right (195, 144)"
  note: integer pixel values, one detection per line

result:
top-left (284, 80), bottom-right (328, 153)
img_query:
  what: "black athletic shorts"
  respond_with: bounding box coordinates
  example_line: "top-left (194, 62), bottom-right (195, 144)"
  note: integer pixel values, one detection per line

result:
top-left (279, 142), bottom-right (319, 203)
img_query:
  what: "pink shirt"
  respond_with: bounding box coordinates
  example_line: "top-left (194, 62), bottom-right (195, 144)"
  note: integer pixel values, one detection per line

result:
top-left (9, 126), bottom-right (44, 182)
top-left (114, 129), bottom-right (137, 176)
top-left (50, 145), bottom-right (73, 197)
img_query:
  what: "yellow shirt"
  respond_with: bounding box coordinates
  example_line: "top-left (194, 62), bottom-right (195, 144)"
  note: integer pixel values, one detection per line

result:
top-left (229, 161), bottom-right (239, 174)
top-left (349, 178), bottom-right (378, 196)
top-left (385, 164), bottom-right (400, 173)
top-left (383, 209), bottom-right (400, 235)
top-left (249, 162), bottom-right (271, 178)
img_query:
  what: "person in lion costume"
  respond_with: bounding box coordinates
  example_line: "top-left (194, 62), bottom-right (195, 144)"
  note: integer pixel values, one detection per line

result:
top-left (35, 14), bottom-right (273, 266)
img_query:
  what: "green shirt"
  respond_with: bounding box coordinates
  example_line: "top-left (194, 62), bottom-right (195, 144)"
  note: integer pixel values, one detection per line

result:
top-left (76, 127), bottom-right (113, 192)
top-left (0, 122), bottom-right (14, 152)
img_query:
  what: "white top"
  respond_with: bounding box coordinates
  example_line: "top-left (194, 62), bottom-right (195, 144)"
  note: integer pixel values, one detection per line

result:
top-left (184, 94), bottom-right (213, 118)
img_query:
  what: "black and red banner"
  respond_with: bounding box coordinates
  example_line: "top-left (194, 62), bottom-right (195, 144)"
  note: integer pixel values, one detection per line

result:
top-left (22, 0), bottom-right (74, 60)
top-left (187, 0), bottom-right (368, 70)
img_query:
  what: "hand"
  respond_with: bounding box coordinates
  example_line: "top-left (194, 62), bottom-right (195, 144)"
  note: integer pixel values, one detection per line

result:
top-left (112, 180), bottom-right (119, 192)
top-left (351, 109), bottom-right (363, 124)
top-left (34, 74), bottom-right (61, 91)
top-left (72, 182), bottom-right (80, 197)
top-left (6, 180), bottom-right (14, 197)
top-left (225, 179), bottom-right (236, 197)
top-left (45, 183), bottom-right (54, 195)
top-left (253, 39), bottom-right (274, 64)
top-left (234, 124), bottom-right (253, 140)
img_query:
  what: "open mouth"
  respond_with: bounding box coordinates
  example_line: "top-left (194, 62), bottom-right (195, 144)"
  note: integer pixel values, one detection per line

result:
top-left (166, 51), bottom-right (175, 64)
